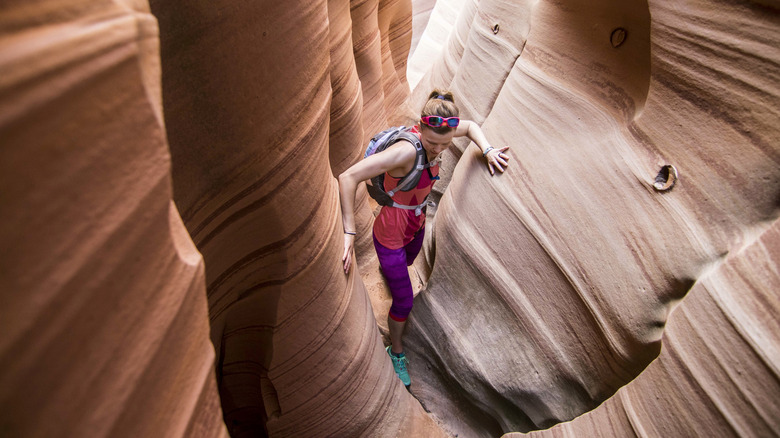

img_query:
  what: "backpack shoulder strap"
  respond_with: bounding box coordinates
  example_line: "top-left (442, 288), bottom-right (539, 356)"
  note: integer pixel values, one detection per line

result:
top-left (386, 131), bottom-right (427, 196)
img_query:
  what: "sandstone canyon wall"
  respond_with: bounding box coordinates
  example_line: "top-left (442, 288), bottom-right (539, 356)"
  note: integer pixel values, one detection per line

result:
top-left (3, 0), bottom-right (779, 437)
top-left (402, 0), bottom-right (780, 436)
top-left (0, 1), bottom-right (226, 436)
top-left (407, 0), bottom-right (467, 90)
top-left (149, 0), bottom-right (442, 436)
top-left (515, 219), bottom-right (780, 437)
top-left (1, 0), bottom-right (445, 436)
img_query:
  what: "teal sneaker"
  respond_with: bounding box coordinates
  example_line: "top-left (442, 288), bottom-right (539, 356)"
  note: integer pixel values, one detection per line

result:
top-left (386, 346), bottom-right (411, 387)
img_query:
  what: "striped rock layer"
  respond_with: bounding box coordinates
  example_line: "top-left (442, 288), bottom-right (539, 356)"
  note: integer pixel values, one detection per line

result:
top-left (0, 1), bottom-right (226, 436)
top-left (4, 0), bottom-right (778, 437)
top-left (403, 0), bottom-right (780, 436)
top-left (2, 0), bottom-right (444, 437)
top-left (150, 0), bottom-right (443, 436)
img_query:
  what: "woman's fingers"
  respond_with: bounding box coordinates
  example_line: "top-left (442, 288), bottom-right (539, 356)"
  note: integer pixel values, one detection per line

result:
top-left (489, 156), bottom-right (505, 173)
top-left (343, 235), bottom-right (354, 274)
top-left (486, 146), bottom-right (512, 175)
top-left (343, 249), bottom-right (352, 274)
top-left (487, 147), bottom-right (510, 174)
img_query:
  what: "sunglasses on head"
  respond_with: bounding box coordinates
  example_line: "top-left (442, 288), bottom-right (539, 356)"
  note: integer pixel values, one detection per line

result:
top-left (421, 115), bottom-right (460, 128)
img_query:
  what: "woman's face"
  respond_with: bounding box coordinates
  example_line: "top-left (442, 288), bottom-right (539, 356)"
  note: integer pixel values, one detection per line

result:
top-left (420, 127), bottom-right (455, 158)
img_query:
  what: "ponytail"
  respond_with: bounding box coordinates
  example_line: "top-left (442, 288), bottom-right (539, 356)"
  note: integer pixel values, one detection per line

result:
top-left (428, 90), bottom-right (455, 103)
top-left (421, 89), bottom-right (459, 133)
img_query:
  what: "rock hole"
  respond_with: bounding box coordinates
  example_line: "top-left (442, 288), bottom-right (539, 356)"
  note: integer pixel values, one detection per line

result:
top-left (610, 27), bottom-right (627, 48)
top-left (653, 164), bottom-right (678, 191)
top-left (492, 24), bottom-right (500, 34)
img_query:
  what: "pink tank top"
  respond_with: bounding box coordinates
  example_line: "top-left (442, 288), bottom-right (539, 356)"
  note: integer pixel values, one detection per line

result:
top-left (373, 126), bottom-right (439, 249)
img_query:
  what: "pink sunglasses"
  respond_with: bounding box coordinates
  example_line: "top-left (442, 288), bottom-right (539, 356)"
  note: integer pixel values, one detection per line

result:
top-left (420, 115), bottom-right (460, 128)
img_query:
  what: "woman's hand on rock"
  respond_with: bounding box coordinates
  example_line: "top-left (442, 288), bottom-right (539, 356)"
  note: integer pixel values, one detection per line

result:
top-left (487, 146), bottom-right (510, 175)
top-left (343, 233), bottom-right (355, 274)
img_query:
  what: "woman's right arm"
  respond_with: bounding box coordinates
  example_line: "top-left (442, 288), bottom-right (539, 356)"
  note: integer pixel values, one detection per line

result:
top-left (338, 142), bottom-right (416, 274)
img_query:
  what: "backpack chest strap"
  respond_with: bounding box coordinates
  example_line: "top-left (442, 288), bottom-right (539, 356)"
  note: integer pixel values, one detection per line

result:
top-left (391, 199), bottom-right (436, 216)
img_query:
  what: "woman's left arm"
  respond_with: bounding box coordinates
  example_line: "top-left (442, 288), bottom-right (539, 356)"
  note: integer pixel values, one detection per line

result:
top-left (454, 120), bottom-right (510, 176)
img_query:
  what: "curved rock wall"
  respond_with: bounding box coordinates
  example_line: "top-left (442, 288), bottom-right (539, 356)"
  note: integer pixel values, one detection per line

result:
top-left (515, 218), bottom-right (780, 437)
top-left (403, 0), bottom-right (780, 436)
top-left (408, 0), bottom-right (437, 60)
top-left (5, 0), bottom-right (777, 436)
top-left (407, 0), bottom-right (467, 90)
top-left (351, 0), bottom-right (414, 134)
top-left (2, 0), bottom-right (440, 436)
top-left (150, 0), bottom-right (440, 436)
top-left (0, 1), bottom-right (226, 436)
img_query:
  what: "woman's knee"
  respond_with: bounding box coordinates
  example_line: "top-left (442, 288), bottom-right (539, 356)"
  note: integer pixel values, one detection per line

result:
top-left (389, 300), bottom-right (413, 321)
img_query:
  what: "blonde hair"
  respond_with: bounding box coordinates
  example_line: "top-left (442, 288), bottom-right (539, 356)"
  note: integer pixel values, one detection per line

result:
top-left (420, 89), bottom-right (460, 134)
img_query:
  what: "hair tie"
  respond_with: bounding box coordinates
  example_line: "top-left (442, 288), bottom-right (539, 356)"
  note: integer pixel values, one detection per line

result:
top-left (436, 95), bottom-right (446, 100)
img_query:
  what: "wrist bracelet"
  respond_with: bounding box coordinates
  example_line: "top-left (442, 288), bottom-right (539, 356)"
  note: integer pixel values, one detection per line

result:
top-left (482, 146), bottom-right (494, 157)
top-left (344, 231), bottom-right (356, 235)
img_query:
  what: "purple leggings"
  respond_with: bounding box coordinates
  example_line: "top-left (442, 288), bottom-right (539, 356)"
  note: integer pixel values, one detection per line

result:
top-left (373, 229), bottom-right (425, 321)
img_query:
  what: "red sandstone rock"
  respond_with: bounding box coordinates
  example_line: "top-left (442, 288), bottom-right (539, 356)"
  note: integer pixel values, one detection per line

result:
top-left (0, 1), bottom-right (226, 436)
top-left (2, 0), bottom-right (441, 436)
top-left (150, 0), bottom-right (442, 436)
top-left (328, 0), bottom-right (377, 274)
top-left (5, 0), bottom-right (778, 436)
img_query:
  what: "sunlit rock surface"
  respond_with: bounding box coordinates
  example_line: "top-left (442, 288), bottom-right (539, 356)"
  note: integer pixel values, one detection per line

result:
top-left (401, 0), bottom-right (780, 436)
top-left (0, 1), bottom-right (226, 436)
top-left (408, 0), bottom-right (436, 62)
top-left (407, 0), bottom-right (467, 90)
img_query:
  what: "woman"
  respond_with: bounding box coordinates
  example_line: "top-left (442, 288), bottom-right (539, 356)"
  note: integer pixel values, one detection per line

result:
top-left (338, 90), bottom-right (510, 387)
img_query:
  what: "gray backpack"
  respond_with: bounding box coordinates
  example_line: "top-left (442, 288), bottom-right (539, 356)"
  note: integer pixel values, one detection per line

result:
top-left (363, 126), bottom-right (438, 216)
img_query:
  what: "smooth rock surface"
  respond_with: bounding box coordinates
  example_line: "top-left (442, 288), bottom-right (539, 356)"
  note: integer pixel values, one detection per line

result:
top-left (150, 0), bottom-right (443, 436)
top-left (407, 0), bottom-right (468, 90)
top-left (409, 0), bottom-right (436, 61)
top-left (2, 0), bottom-right (442, 436)
top-left (511, 217), bottom-right (780, 437)
top-left (4, 0), bottom-right (778, 437)
top-left (401, 0), bottom-right (780, 436)
top-left (0, 1), bottom-right (226, 436)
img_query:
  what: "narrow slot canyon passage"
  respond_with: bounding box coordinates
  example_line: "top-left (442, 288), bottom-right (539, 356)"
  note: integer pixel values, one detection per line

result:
top-left (1, 1), bottom-right (779, 437)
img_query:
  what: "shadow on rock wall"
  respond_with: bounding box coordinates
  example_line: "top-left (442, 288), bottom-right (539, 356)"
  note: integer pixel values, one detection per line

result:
top-left (0, 1), bottom-right (226, 436)
top-left (2, 0), bottom-right (442, 436)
